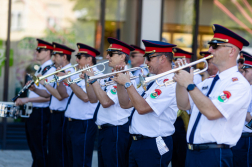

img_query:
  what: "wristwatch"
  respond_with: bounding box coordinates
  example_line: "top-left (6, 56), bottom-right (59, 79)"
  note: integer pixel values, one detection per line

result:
top-left (124, 82), bottom-right (132, 89)
top-left (187, 84), bottom-right (196, 92)
top-left (89, 79), bottom-right (97, 85)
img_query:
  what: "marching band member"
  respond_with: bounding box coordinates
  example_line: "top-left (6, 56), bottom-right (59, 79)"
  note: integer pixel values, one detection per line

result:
top-left (29, 42), bottom-right (76, 167)
top-left (113, 40), bottom-right (178, 167)
top-left (57, 43), bottom-right (101, 167)
top-left (129, 45), bottom-right (149, 87)
top-left (237, 53), bottom-right (245, 73)
top-left (172, 48), bottom-right (202, 167)
top-left (200, 51), bottom-right (218, 76)
top-left (232, 51), bottom-right (252, 167)
top-left (174, 24), bottom-right (251, 167)
top-left (15, 39), bottom-right (55, 167)
top-left (85, 38), bottom-right (136, 167)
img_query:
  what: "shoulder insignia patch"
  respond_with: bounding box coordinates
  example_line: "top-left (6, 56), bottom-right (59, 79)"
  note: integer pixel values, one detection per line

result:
top-left (163, 79), bottom-right (169, 83)
top-left (66, 70), bottom-right (71, 74)
top-left (232, 77), bottom-right (238, 82)
top-left (218, 91), bottom-right (231, 102)
top-left (150, 89), bottom-right (162, 99)
top-left (110, 85), bottom-right (117, 95)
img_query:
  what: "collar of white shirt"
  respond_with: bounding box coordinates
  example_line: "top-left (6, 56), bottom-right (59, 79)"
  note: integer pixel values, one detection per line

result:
top-left (217, 66), bottom-right (238, 81)
top-left (40, 59), bottom-right (53, 70)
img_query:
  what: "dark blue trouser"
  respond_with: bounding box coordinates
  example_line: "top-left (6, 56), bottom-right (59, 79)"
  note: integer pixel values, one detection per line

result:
top-left (48, 111), bottom-right (68, 167)
top-left (98, 123), bottom-right (131, 167)
top-left (67, 118), bottom-right (97, 167)
top-left (232, 136), bottom-right (252, 167)
top-left (129, 136), bottom-right (173, 167)
top-left (172, 117), bottom-right (187, 167)
top-left (25, 107), bottom-right (50, 167)
top-left (186, 147), bottom-right (233, 167)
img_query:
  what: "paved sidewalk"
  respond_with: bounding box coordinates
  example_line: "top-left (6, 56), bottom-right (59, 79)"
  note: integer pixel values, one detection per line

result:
top-left (0, 150), bottom-right (98, 167)
top-left (0, 150), bottom-right (171, 167)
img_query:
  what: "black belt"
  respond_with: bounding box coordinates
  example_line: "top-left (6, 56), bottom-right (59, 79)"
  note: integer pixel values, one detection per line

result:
top-left (241, 132), bottom-right (252, 138)
top-left (68, 118), bottom-right (83, 121)
top-left (187, 143), bottom-right (230, 151)
top-left (50, 110), bottom-right (64, 114)
top-left (33, 107), bottom-right (49, 110)
top-left (97, 122), bottom-right (128, 130)
top-left (132, 134), bottom-right (154, 141)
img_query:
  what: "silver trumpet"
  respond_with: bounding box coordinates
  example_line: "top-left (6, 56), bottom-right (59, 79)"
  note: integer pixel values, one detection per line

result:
top-left (139, 55), bottom-right (213, 90)
top-left (49, 60), bottom-right (109, 83)
top-left (87, 66), bottom-right (149, 86)
top-left (34, 64), bottom-right (78, 86)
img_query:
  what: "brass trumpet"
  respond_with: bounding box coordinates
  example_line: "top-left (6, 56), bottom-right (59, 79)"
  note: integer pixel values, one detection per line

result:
top-left (139, 55), bottom-right (213, 90)
top-left (52, 60), bottom-right (109, 83)
top-left (34, 64), bottom-right (78, 86)
top-left (87, 66), bottom-right (149, 86)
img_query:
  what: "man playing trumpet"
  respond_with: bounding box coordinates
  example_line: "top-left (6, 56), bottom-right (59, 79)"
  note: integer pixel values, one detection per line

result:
top-left (174, 24), bottom-right (251, 167)
top-left (113, 40), bottom-right (178, 167)
top-left (84, 37), bottom-right (136, 167)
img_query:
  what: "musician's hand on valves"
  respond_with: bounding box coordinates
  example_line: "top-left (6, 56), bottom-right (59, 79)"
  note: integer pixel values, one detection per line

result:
top-left (113, 71), bottom-right (130, 85)
top-left (85, 68), bottom-right (95, 77)
top-left (173, 67), bottom-right (194, 88)
top-left (79, 73), bottom-right (85, 80)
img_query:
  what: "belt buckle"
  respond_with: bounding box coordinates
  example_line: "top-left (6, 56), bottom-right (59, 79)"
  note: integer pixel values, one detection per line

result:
top-left (50, 110), bottom-right (53, 113)
top-left (133, 136), bottom-right (137, 141)
top-left (68, 118), bottom-right (72, 121)
top-left (188, 144), bottom-right (193, 150)
top-left (98, 125), bottom-right (102, 129)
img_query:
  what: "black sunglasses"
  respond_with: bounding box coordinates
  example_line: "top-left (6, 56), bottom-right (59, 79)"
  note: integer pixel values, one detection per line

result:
top-left (36, 47), bottom-right (48, 53)
top-left (145, 53), bottom-right (161, 61)
top-left (130, 54), bottom-right (143, 58)
top-left (209, 44), bottom-right (233, 49)
top-left (107, 51), bottom-right (121, 57)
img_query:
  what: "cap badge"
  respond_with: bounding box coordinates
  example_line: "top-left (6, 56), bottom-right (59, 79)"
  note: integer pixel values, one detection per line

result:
top-left (218, 91), bottom-right (231, 103)
top-left (54, 44), bottom-right (56, 48)
top-left (150, 89), bottom-right (162, 99)
top-left (78, 45), bottom-right (80, 49)
top-left (173, 48), bottom-right (177, 52)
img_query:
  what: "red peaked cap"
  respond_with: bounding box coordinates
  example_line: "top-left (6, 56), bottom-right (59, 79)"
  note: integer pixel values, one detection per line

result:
top-left (142, 40), bottom-right (176, 56)
top-left (241, 51), bottom-right (252, 66)
top-left (208, 24), bottom-right (249, 50)
top-left (107, 37), bottom-right (135, 55)
top-left (173, 48), bottom-right (193, 59)
top-left (52, 42), bottom-right (75, 55)
top-left (76, 43), bottom-right (100, 58)
top-left (130, 45), bottom-right (145, 54)
top-left (200, 51), bottom-right (211, 58)
top-left (36, 39), bottom-right (54, 50)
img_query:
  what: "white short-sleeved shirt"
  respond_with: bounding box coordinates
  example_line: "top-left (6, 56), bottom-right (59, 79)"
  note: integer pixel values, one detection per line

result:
top-left (29, 59), bottom-right (55, 107)
top-left (194, 74), bottom-right (202, 85)
top-left (186, 74), bottom-right (202, 114)
top-left (96, 66), bottom-right (137, 126)
top-left (49, 63), bottom-right (76, 111)
top-left (130, 73), bottom-right (178, 137)
top-left (65, 67), bottom-right (101, 120)
top-left (187, 66), bottom-right (251, 147)
top-left (243, 85), bottom-right (252, 133)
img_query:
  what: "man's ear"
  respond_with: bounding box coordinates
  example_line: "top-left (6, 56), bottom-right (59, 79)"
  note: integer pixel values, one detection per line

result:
top-left (121, 53), bottom-right (126, 62)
